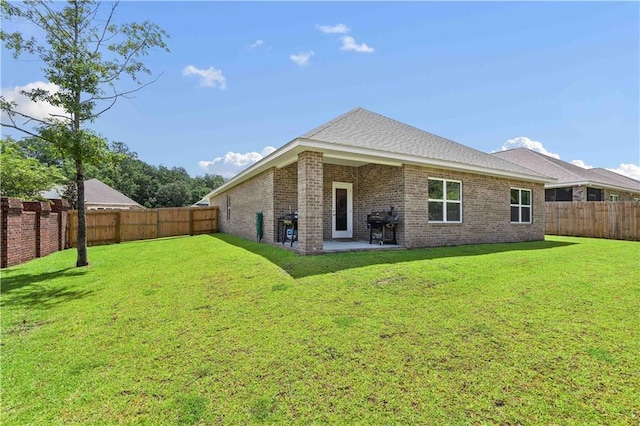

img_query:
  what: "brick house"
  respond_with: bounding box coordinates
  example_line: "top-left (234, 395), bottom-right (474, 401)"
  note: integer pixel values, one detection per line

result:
top-left (492, 148), bottom-right (640, 202)
top-left (206, 108), bottom-right (553, 254)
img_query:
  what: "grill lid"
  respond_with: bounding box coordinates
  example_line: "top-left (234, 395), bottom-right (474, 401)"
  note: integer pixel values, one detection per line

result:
top-left (367, 207), bottom-right (399, 226)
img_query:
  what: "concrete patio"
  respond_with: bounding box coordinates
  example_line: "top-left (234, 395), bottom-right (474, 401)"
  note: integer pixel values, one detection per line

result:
top-left (280, 240), bottom-right (402, 253)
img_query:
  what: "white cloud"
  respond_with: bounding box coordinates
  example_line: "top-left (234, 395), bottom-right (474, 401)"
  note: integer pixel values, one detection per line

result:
top-left (340, 36), bottom-right (375, 53)
top-left (248, 40), bottom-right (264, 49)
top-left (316, 23), bottom-right (350, 34)
top-left (182, 65), bottom-right (227, 90)
top-left (290, 51), bottom-right (315, 67)
top-left (570, 159), bottom-right (593, 169)
top-left (1, 81), bottom-right (68, 124)
top-left (497, 136), bottom-right (560, 159)
top-left (607, 163), bottom-right (640, 181)
top-left (198, 146), bottom-right (277, 178)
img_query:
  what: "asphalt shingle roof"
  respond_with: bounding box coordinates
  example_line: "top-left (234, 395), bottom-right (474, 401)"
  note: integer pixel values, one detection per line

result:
top-left (492, 148), bottom-right (640, 192)
top-left (83, 178), bottom-right (142, 207)
top-left (301, 108), bottom-right (547, 178)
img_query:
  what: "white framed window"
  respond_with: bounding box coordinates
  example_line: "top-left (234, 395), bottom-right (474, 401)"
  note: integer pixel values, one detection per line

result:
top-left (511, 188), bottom-right (531, 223)
top-left (428, 178), bottom-right (462, 223)
top-left (609, 194), bottom-right (619, 202)
top-left (226, 194), bottom-right (231, 221)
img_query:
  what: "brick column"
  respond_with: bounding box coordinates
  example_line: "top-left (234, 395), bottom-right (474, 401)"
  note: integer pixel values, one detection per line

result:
top-left (297, 151), bottom-right (323, 254)
top-left (1, 198), bottom-right (24, 268)
top-left (23, 201), bottom-right (52, 258)
top-left (51, 199), bottom-right (69, 250)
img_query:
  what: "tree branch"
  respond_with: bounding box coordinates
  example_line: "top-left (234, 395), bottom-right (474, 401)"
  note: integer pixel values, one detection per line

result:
top-left (93, 1), bottom-right (117, 54)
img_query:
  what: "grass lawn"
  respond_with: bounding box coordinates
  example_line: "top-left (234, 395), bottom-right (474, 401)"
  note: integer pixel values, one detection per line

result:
top-left (1, 235), bottom-right (639, 424)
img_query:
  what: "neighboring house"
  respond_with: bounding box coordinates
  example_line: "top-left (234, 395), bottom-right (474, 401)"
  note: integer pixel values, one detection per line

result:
top-left (492, 148), bottom-right (640, 202)
top-left (192, 198), bottom-right (210, 207)
top-left (205, 108), bottom-right (554, 254)
top-left (44, 178), bottom-right (144, 210)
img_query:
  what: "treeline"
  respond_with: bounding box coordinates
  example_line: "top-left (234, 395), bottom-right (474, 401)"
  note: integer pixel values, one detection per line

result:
top-left (2, 137), bottom-right (224, 208)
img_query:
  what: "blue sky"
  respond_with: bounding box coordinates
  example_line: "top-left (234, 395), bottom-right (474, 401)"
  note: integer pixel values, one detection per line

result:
top-left (2, 1), bottom-right (639, 179)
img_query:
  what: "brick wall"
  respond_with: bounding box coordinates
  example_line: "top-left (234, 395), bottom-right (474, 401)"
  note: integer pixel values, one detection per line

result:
top-left (207, 153), bottom-right (545, 252)
top-left (356, 164), bottom-right (404, 243)
top-left (210, 169), bottom-right (276, 243)
top-left (403, 165), bottom-right (545, 248)
top-left (1, 197), bottom-right (69, 268)
top-left (274, 163), bottom-right (299, 233)
top-left (602, 188), bottom-right (638, 202)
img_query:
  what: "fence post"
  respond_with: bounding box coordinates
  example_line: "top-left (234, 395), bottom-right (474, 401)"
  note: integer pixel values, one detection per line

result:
top-left (115, 212), bottom-right (122, 243)
top-left (189, 209), bottom-right (194, 236)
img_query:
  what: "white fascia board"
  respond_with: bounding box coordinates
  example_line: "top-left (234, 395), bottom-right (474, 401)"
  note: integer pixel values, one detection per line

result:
top-left (546, 181), bottom-right (640, 193)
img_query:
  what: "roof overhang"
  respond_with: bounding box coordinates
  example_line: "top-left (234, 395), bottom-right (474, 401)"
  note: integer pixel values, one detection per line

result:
top-left (546, 181), bottom-right (640, 194)
top-left (204, 138), bottom-right (555, 200)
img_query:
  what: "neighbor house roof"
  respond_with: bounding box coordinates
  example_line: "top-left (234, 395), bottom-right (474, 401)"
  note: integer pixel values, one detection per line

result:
top-left (83, 178), bottom-right (144, 209)
top-left (492, 148), bottom-right (640, 194)
top-left (205, 108), bottom-right (553, 199)
top-left (44, 178), bottom-right (144, 209)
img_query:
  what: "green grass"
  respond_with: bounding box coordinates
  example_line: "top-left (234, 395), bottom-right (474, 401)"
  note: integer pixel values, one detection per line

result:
top-left (2, 234), bottom-right (639, 424)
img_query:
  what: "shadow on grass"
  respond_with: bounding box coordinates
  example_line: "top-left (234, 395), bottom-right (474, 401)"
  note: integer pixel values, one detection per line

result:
top-left (1, 267), bottom-right (93, 309)
top-left (207, 234), bottom-right (578, 279)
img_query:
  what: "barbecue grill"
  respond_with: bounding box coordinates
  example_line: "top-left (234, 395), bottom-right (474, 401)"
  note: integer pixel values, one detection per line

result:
top-left (279, 213), bottom-right (298, 246)
top-left (367, 206), bottom-right (399, 245)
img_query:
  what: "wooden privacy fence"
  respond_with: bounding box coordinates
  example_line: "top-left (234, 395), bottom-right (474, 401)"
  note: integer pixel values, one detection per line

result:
top-left (68, 206), bottom-right (218, 247)
top-left (546, 202), bottom-right (639, 241)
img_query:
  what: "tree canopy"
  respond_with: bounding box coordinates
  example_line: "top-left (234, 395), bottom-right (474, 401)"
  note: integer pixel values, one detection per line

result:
top-left (0, 137), bottom-right (66, 199)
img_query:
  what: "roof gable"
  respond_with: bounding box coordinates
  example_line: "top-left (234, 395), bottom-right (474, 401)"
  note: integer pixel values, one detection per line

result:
top-left (84, 179), bottom-right (143, 207)
top-left (300, 108), bottom-right (545, 177)
top-left (204, 108), bottom-right (553, 200)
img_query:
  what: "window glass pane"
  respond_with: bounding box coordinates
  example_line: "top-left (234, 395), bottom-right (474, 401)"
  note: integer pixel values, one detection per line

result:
top-left (521, 207), bottom-right (531, 222)
top-left (428, 179), bottom-right (443, 200)
top-left (447, 202), bottom-right (461, 222)
top-left (521, 190), bottom-right (531, 206)
top-left (557, 187), bottom-right (573, 202)
top-left (511, 206), bottom-right (520, 222)
top-left (545, 189), bottom-right (555, 202)
top-left (428, 201), bottom-right (443, 221)
top-left (446, 181), bottom-right (461, 201)
top-left (510, 189), bottom-right (519, 204)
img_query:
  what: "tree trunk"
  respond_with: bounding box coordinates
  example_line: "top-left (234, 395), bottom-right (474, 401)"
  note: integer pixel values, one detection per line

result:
top-left (73, 3), bottom-right (88, 267)
top-left (75, 159), bottom-right (88, 267)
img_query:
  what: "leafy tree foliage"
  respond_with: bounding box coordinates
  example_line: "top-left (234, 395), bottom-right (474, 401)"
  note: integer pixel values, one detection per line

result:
top-left (1, 0), bottom-right (169, 266)
top-left (0, 137), bottom-right (66, 199)
top-left (16, 137), bottom-right (225, 208)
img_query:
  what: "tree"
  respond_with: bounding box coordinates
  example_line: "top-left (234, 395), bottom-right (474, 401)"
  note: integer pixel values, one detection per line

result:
top-left (0, 137), bottom-right (66, 199)
top-left (156, 182), bottom-right (191, 207)
top-left (1, 0), bottom-right (169, 267)
top-left (191, 173), bottom-right (224, 203)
